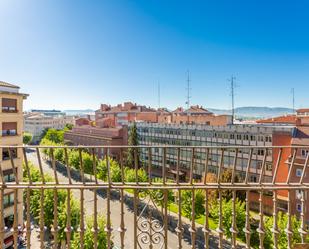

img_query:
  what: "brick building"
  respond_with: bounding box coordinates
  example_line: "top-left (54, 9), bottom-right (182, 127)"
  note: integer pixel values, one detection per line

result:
top-left (64, 125), bottom-right (127, 159)
top-left (95, 102), bottom-right (158, 127)
top-left (95, 102), bottom-right (232, 127)
top-left (158, 105), bottom-right (232, 126)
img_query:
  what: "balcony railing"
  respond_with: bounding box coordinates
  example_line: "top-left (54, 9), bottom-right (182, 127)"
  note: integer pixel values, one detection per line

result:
top-left (1, 106), bottom-right (18, 113)
top-left (1, 130), bottom-right (17, 137)
top-left (0, 145), bottom-right (308, 249)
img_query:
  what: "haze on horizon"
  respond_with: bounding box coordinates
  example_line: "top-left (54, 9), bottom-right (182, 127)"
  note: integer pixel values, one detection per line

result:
top-left (1, 0), bottom-right (309, 111)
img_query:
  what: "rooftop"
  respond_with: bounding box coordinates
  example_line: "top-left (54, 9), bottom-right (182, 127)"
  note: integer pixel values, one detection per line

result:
top-left (0, 80), bottom-right (28, 98)
top-left (0, 80), bottom-right (20, 89)
top-left (256, 115), bottom-right (297, 125)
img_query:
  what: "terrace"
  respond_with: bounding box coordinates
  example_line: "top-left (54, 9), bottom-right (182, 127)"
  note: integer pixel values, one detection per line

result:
top-left (0, 145), bottom-right (309, 249)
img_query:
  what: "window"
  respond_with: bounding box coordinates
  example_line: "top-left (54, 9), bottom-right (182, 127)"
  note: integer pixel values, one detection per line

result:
top-left (2, 98), bottom-right (17, 113)
top-left (250, 175), bottom-right (257, 182)
top-left (297, 203), bottom-right (302, 212)
top-left (257, 136), bottom-right (264, 142)
top-left (257, 149), bottom-right (265, 156)
top-left (296, 168), bottom-right (303, 177)
top-left (4, 215), bottom-right (14, 229)
top-left (266, 163), bottom-right (272, 171)
top-left (301, 149), bottom-right (309, 158)
top-left (2, 122), bottom-right (17, 136)
top-left (296, 190), bottom-right (303, 199)
top-left (3, 169), bottom-right (15, 182)
top-left (250, 135), bottom-right (256, 141)
top-left (2, 148), bottom-right (17, 160)
top-left (3, 193), bottom-right (14, 208)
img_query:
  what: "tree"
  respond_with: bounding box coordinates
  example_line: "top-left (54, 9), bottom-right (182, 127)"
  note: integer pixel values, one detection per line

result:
top-left (40, 138), bottom-right (58, 159)
top-left (220, 169), bottom-right (245, 201)
top-left (68, 150), bottom-right (81, 169)
top-left (64, 123), bottom-right (74, 130)
top-left (126, 122), bottom-right (139, 167)
top-left (23, 162), bottom-right (81, 245)
top-left (204, 172), bottom-right (218, 205)
top-left (43, 128), bottom-right (64, 144)
top-left (54, 148), bottom-right (65, 163)
top-left (124, 167), bottom-right (148, 183)
top-left (82, 151), bottom-right (94, 174)
top-left (182, 189), bottom-right (205, 220)
top-left (71, 215), bottom-right (108, 249)
top-left (149, 178), bottom-right (174, 207)
top-left (23, 132), bottom-right (33, 144)
top-left (58, 197), bottom-right (81, 241)
top-left (97, 157), bottom-right (122, 182)
top-left (210, 198), bottom-right (246, 241)
top-left (264, 212), bottom-right (302, 249)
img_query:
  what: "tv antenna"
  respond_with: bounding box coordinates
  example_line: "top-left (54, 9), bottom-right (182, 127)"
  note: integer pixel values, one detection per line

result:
top-left (185, 70), bottom-right (191, 109)
top-left (228, 75), bottom-right (237, 124)
top-left (158, 81), bottom-right (161, 109)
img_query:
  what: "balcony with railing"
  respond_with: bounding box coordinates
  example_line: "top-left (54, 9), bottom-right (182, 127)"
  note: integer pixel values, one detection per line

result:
top-left (2, 122), bottom-right (18, 137)
top-left (0, 145), bottom-right (309, 249)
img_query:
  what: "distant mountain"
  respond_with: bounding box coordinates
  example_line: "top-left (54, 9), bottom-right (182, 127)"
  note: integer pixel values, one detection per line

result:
top-left (208, 107), bottom-right (294, 119)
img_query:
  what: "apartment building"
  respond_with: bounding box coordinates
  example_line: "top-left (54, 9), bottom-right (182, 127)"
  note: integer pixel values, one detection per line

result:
top-left (24, 112), bottom-right (75, 143)
top-left (158, 105), bottom-right (232, 126)
top-left (134, 122), bottom-right (297, 215)
top-left (64, 125), bottom-right (128, 159)
top-left (95, 102), bottom-right (232, 127)
top-left (0, 81), bottom-right (28, 248)
top-left (95, 102), bottom-right (158, 127)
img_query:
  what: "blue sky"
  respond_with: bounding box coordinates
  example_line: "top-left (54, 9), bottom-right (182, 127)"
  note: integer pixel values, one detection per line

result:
top-left (1, 0), bottom-right (309, 110)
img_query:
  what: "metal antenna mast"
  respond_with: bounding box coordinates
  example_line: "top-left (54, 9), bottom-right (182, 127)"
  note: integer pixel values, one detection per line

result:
top-left (185, 70), bottom-right (191, 109)
top-left (158, 81), bottom-right (161, 109)
top-left (229, 75), bottom-right (236, 124)
top-left (291, 88), bottom-right (295, 113)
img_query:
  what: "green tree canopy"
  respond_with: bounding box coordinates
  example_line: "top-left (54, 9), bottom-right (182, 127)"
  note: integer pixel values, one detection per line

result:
top-left (71, 215), bottom-right (108, 249)
top-left (43, 128), bottom-right (65, 144)
top-left (126, 122), bottom-right (139, 167)
top-left (210, 198), bottom-right (246, 241)
top-left (182, 189), bottom-right (205, 220)
top-left (264, 211), bottom-right (302, 249)
top-left (23, 132), bottom-right (33, 144)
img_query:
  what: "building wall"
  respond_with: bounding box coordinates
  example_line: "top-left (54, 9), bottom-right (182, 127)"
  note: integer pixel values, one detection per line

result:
top-left (272, 132), bottom-right (292, 198)
top-left (134, 123), bottom-right (290, 180)
top-left (133, 122), bottom-right (300, 218)
top-left (64, 126), bottom-right (127, 159)
top-left (168, 114), bottom-right (232, 126)
top-left (24, 114), bottom-right (75, 143)
top-left (0, 91), bottom-right (26, 245)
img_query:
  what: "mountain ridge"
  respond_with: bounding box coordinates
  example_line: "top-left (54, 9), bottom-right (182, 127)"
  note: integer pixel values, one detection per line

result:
top-left (208, 106), bottom-right (294, 118)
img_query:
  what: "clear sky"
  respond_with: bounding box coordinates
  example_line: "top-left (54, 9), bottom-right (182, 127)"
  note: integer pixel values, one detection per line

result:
top-left (1, 0), bottom-right (309, 111)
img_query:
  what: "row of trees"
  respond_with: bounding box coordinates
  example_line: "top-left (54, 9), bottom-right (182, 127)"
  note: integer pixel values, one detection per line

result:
top-left (23, 162), bottom-right (108, 248)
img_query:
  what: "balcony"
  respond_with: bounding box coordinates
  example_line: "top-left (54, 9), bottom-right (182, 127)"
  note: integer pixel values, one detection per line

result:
top-left (2, 122), bottom-right (18, 137)
top-left (0, 145), bottom-right (308, 248)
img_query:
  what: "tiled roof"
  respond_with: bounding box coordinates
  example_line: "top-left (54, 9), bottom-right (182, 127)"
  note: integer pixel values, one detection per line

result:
top-left (0, 81), bottom-right (20, 89)
top-left (185, 105), bottom-right (213, 114)
top-left (291, 126), bottom-right (309, 145)
top-left (297, 108), bottom-right (309, 113)
top-left (256, 115), bottom-right (297, 124)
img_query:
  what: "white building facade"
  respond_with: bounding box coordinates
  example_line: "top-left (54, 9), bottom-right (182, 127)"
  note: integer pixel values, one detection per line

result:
top-left (24, 113), bottom-right (75, 143)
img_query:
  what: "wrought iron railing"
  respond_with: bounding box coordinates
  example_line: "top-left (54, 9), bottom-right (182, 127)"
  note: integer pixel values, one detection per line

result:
top-left (0, 145), bottom-right (308, 249)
